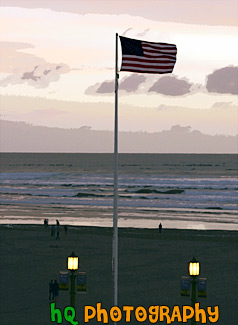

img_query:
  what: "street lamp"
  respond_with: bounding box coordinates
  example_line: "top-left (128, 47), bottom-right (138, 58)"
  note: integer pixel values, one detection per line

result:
top-left (67, 252), bottom-right (79, 307)
top-left (189, 257), bottom-right (200, 325)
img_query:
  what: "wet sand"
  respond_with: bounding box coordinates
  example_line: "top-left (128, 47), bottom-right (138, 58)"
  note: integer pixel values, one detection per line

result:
top-left (0, 225), bottom-right (237, 324)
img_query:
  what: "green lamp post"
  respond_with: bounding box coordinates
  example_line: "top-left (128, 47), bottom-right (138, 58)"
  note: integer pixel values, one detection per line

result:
top-left (189, 257), bottom-right (200, 325)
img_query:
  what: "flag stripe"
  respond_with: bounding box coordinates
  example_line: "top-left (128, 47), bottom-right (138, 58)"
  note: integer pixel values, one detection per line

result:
top-left (143, 50), bottom-right (176, 57)
top-left (120, 66), bottom-right (174, 73)
top-left (143, 48), bottom-right (177, 54)
top-left (123, 54), bottom-right (176, 62)
top-left (120, 36), bottom-right (177, 74)
top-left (142, 42), bottom-right (176, 50)
top-left (141, 40), bottom-right (176, 48)
top-left (122, 61), bottom-right (175, 67)
top-left (142, 45), bottom-right (177, 55)
top-left (142, 44), bottom-right (177, 54)
top-left (123, 55), bottom-right (176, 63)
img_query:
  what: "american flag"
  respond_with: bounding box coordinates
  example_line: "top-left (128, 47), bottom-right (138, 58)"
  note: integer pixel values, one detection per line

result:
top-left (119, 36), bottom-right (177, 74)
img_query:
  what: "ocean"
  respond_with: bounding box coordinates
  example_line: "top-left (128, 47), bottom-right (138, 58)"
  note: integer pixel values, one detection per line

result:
top-left (0, 153), bottom-right (237, 230)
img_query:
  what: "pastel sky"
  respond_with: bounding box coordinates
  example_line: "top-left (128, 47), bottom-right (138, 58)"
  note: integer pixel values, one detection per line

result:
top-left (0, 0), bottom-right (238, 135)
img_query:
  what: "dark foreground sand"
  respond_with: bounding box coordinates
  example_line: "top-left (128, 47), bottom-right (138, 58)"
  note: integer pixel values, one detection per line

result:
top-left (0, 225), bottom-right (237, 325)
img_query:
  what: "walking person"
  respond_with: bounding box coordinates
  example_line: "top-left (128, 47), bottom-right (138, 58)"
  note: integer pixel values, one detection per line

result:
top-left (56, 220), bottom-right (60, 240)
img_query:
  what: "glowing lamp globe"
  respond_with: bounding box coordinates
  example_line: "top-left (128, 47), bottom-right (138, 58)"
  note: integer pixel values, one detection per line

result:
top-left (189, 257), bottom-right (200, 276)
top-left (68, 252), bottom-right (79, 271)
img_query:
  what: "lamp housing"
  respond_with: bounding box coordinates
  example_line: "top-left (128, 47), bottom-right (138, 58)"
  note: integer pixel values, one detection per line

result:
top-left (189, 257), bottom-right (200, 277)
top-left (68, 251), bottom-right (79, 271)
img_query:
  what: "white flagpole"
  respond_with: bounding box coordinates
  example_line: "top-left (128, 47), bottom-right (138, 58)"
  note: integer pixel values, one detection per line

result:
top-left (113, 32), bottom-right (119, 310)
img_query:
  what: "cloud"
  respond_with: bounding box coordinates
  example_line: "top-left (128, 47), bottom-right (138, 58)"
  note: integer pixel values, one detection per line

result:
top-left (86, 74), bottom-right (147, 95)
top-left (86, 74), bottom-right (200, 97)
top-left (0, 41), bottom-right (70, 88)
top-left (86, 66), bottom-right (237, 99)
top-left (1, 63), bottom-right (70, 89)
top-left (149, 76), bottom-right (192, 96)
top-left (120, 74), bottom-right (147, 92)
top-left (97, 81), bottom-right (114, 93)
top-left (1, 0), bottom-right (237, 27)
top-left (206, 66), bottom-right (238, 95)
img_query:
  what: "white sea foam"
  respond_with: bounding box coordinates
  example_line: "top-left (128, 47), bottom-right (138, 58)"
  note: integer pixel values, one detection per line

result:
top-left (1, 153), bottom-right (237, 230)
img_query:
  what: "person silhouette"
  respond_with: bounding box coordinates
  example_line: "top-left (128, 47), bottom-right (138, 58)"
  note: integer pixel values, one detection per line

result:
top-left (56, 220), bottom-right (60, 240)
top-left (52, 279), bottom-right (59, 302)
top-left (159, 223), bottom-right (162, 233)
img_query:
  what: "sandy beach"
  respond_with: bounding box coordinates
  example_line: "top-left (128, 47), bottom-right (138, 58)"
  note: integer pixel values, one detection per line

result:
top-left (0, 225), bottom-right (237, 324)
